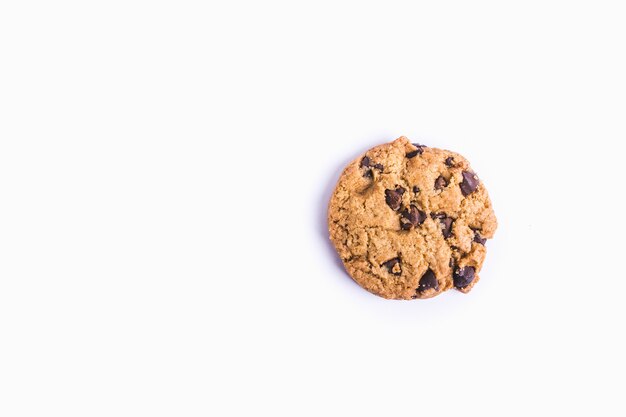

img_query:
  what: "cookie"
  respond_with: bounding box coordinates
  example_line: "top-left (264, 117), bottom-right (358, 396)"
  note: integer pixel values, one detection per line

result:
top-left (327, 137), bottom-right (497, 300)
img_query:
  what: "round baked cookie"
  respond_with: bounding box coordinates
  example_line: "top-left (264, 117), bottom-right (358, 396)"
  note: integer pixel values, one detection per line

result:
top-left (328, 137), bottom-right (497, 300)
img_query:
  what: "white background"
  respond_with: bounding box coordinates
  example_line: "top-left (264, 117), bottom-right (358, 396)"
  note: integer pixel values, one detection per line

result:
top-left (1, 1), bottom-right (625, 415)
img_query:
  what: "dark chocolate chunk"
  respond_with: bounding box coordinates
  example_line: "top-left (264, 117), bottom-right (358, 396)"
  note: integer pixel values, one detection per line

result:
top-left (460, 171), bottom-right (479, 196)
top-left (400, 219), bottom-right (413, 230)
top-left (408, 205), bottom-right (426, 225)
top-left (412, 186), bottom-right (420, 193)
top-left (399, 206), bottom-right (412, 230)
top-left (434, 175), bottom-right (448, 190)
top-left (445, 157), bottom-right (455, 167)
top-left (382, 257), bottom-right (402, 276)
top-left (361, 156), bottom-right (375, 178)
top-left (431, 213), bottom-right (454, 238)
top-left (441, 216), bottom-right (454, 238)
top-left (418, 269), bottom-right (439, 292)
top-left (406, 144), bottom-right (425, 158)
top-left (400, 204), bottom-right (426, 229)
top-left (384, 187), bottom-right (405, 211)
top-left (361, 156), bottom-right (383, 172)
top-left (414, 205), bottom-right (427, 225)
top-left (453, 266), bottom-right (475, 289)
top-left (473, 231), bottom-right (487, 245)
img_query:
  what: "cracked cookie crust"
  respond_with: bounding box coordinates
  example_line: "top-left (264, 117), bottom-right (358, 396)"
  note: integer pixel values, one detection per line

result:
top-left (327, 137), bottom-right (497, 300)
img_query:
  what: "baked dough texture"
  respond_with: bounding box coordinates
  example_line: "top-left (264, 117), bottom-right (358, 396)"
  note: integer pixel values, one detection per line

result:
top-left (328, 137), bottom-right (497, 300)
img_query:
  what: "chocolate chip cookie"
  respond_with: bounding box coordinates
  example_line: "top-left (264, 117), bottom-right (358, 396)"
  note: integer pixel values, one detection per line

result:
top-left (327, 137), bottom-right (497, 300)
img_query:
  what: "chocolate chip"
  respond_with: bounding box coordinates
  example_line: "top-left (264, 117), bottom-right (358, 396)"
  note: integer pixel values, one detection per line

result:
top-left (434, 175), bottom-right (448, 190)
top-left (400, 220), bottom-right (413, 230)
top-left (412, 186), bottom-right (420, 193)
top-left (382, 257), bottom-right (402, 276)
top-left (441, 217), bottom-right (454, 238)
top-left (361, 156), bottom-right (383, 174)
top-left (418, 269), bottom-right (438, 292)
top-left (406, 144), bottom-right (425, 158)
top-left (430, 213), bottom-right (453, 238)
top-left (460, 171), bottom-right (479, 196)
top-left (400, 204), bottom-right (426, 229)
top-left (412, 143), bottom-right (425, 148)
top-left (410, 205), bottom-right (426, 224)
top-left (473, 231), bottom-right (487, 245)
top-left (453, 266), bottom-right (475, 289)
top-left (361, 157), bottom-right (375, 178)
top-left (400, 206), bottom-right (414, 224)
top-left (385, 187), bottom-right (405, 211)
top-left (416, 207), bottom-right (427, 225)
top-left (445, 157), bottom-right (455, 167)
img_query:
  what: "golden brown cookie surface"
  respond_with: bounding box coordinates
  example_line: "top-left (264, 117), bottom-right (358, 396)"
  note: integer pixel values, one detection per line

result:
top-left (328, 137), bottom-right (497, 300)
